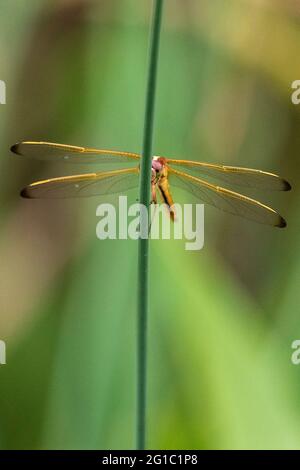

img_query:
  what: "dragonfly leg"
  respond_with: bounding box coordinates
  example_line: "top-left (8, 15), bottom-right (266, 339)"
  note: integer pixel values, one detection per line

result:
top-left (151, 177), bottom-right (158, 204)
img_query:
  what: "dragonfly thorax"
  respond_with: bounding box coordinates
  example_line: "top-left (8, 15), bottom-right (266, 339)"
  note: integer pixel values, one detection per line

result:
top-left (151, 157), bottom-right (167, 187)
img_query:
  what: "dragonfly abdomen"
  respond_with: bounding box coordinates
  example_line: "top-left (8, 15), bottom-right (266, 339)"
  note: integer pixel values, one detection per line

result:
top-left (158, 175), bottom-right (176, 221)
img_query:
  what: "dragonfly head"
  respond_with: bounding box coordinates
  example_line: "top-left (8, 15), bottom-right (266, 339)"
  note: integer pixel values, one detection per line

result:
top-left (151, 157), bottom-right (167, 186)
top-left (152, 156), bottom-right (166, 173)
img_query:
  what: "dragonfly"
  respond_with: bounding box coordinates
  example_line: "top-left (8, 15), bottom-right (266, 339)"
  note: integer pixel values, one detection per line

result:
top-left (11, 141), bottom-right (291, 227)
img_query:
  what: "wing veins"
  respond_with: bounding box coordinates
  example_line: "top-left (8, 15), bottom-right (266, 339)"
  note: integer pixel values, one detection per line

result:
top-left (165, 158), bottom-right (291, 191)
top-left (168, 167), bottom-right (286, 227)
top-left (11, 141), bottom-right (140, 163)
top-left (21, 168), bottom-right (139, 199)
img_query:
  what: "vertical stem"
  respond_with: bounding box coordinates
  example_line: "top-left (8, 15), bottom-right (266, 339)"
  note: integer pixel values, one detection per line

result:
top-left (137, 0), bottom-right (164, 451)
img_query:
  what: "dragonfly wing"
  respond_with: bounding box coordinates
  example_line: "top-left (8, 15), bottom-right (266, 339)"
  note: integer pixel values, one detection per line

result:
top-left (168, 167), bottom-right (287, 227)
top-left (21, 167), bottom-right (139, 199)
top-left (166, 159), bottom-right (291, 191)
top-left (11, 141), bottom-right (140, 164)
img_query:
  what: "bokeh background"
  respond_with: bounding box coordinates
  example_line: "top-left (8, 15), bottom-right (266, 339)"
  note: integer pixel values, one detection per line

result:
top-left (0, 0), bottom-right (300, 450)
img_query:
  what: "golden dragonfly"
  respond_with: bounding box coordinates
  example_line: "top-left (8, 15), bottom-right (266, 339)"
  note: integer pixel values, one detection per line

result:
top-left (11, 141), bottom-right (291, 227)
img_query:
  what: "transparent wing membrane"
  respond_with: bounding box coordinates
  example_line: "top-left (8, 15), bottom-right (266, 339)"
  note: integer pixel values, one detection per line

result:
top-left (12, 141), bottom-right (290, 226)
top-left (12, 143), bottom-right (291, 190)
top-left (21, 168), bottom-right (139, 199)
top-left (11, 141), bottom-right (140, 164)
top-left (168, 167), bottom-right (286, 228)
top-left (166, 159), bottom-right (291, 191)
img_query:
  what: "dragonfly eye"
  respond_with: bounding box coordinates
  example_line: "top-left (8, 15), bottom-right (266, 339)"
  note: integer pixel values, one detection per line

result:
top-left (152, 159), bottom-right (163, 172)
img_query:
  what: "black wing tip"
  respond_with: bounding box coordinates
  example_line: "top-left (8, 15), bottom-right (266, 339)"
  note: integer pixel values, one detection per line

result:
top-left (20, 187), bottom-right (31, 198)
top-left (11, 143), bottom-right (22, 155)
top-left (277, 217), bottom-right (287, 228)
top-left (283, 180), bottom-right (292, 191)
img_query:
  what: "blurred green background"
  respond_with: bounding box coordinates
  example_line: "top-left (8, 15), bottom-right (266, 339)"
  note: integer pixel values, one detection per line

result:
top-left (0, 0), bottom-right (300, 450)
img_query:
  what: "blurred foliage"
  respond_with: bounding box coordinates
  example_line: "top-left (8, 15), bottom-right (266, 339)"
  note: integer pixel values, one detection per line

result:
top-left (0, 0), bottom-right (299, 449)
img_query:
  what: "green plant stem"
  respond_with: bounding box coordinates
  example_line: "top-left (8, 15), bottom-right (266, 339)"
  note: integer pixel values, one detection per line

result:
top-left (137, 0), bottom-right (164, 451)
